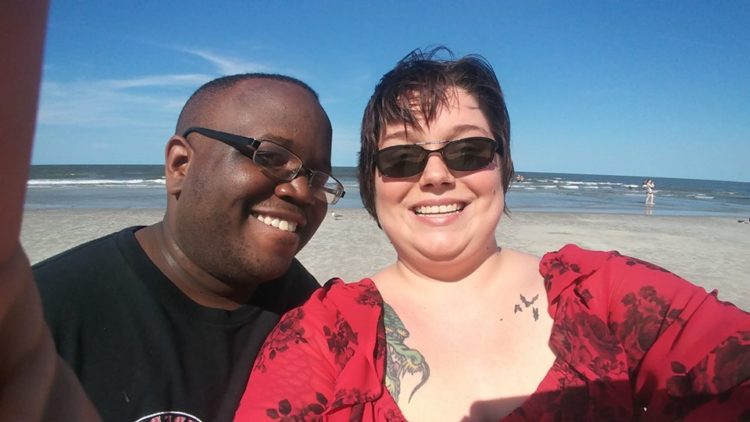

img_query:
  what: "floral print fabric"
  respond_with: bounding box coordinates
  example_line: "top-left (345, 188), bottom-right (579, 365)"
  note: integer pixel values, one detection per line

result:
top-left (235, 244), bottom-right (750, 421)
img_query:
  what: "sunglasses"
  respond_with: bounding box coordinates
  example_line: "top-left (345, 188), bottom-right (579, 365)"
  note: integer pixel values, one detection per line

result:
top-left (375, 137), bottom-right (502, 178)
top-left (183, 127), bottom-right (345, 205)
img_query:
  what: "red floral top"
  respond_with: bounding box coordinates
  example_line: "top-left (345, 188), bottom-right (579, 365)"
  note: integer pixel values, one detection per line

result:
top-left (235, 245), bottom-right (750, 421)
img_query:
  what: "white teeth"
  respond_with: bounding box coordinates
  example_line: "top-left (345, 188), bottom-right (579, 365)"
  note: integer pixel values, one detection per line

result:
top-left (254, 214), bottom-right (297, 232)
top-left (415, 203), bottom-right (462, 215)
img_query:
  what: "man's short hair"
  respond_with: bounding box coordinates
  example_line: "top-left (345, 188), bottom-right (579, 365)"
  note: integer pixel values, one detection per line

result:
top-left (176, 73), bottom-right (320, 134)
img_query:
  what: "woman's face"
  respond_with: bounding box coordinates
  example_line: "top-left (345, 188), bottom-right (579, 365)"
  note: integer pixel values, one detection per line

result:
top-left (374, 88), bottom-right (505, 274)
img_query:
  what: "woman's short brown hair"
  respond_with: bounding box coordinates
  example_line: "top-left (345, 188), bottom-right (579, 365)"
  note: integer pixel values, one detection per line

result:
top-left (358, 47), bottom-right (514, 223)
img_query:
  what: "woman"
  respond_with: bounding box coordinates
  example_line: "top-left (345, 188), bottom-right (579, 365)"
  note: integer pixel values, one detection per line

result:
top-left (644, 178), bottom-right (655, 206)
top-left (235, 48), bottom-right (750, 421)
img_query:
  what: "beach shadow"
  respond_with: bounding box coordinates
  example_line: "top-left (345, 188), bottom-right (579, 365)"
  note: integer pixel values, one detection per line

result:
top-left (457, 383), bottom-right (749, 421)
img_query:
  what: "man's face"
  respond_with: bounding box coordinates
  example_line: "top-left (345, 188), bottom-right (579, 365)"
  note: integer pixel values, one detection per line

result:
top-left (173, 80), bottom-right (331, 287)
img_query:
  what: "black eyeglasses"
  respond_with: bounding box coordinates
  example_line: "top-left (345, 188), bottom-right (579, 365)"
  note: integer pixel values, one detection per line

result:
top-left (183, 127), bottom-right (345, 205)
top-left (375, 137), bottom-right (502, 178)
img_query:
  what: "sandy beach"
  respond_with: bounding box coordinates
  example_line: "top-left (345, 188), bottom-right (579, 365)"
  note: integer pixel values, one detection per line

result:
top-left (21, 208), bottom-right (750, 310)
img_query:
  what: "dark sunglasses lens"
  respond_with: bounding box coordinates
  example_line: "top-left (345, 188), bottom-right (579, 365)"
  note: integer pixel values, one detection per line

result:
top-left (443, 138), bottom-right (496, 171)
top-left (376, 138), bottom-right (497, 178)
top-left (376, 145), bottom-right (427, 177)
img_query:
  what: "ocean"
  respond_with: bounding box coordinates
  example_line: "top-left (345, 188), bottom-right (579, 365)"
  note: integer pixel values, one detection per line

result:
top-left (25, 165), bottom-right (750, 217)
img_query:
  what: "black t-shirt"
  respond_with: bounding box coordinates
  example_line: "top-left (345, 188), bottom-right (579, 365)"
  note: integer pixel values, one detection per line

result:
top-left (34, 226), bottom-right (320, 422)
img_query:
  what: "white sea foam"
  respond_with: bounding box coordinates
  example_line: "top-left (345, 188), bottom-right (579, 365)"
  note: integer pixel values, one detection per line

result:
top-left (28, 178), bottom-right (165, 187)
top-left (25, 166), bottom-right (750, 215)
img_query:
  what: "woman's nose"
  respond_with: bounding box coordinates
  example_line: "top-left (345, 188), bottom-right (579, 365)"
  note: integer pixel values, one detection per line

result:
top-left (419, 152), bottom-right (455, 187)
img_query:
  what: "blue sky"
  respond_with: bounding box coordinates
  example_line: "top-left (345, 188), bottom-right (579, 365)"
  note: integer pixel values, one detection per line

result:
top-left (35, 1), bottom-right (750, 182)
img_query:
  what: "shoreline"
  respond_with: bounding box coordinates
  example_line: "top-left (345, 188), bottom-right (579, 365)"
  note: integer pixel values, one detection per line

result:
top-left (21, 208), bottom-right (750, 310)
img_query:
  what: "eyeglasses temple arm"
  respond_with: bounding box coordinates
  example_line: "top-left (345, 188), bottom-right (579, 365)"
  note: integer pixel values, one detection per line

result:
top-left (183, 127), bottom-right (260, 150)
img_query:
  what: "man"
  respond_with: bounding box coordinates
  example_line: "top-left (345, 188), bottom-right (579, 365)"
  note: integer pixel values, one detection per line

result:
top-left (32, 73), bottom-right (343, 421)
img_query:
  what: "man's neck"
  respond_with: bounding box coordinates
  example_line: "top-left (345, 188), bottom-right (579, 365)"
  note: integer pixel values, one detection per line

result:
top-left (134, 222), bottom-right (257, 310)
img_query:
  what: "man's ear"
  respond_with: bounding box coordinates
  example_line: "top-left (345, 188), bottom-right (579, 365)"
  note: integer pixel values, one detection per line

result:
top-left (165, 135), bottom-right (192, 197)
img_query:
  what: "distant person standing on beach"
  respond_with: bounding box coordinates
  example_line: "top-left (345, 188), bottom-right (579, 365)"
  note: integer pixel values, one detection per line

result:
top-left (31, 74), bottom-right (344, 421)
top-left (643, 178), bottom-right (655, 205)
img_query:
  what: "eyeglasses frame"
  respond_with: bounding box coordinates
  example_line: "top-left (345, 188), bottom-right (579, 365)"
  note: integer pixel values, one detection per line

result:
top-left (182, 126), bottom-right (345, 205)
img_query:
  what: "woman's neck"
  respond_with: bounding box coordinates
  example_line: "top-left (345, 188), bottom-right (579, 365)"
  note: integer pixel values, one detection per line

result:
top-left (375, 247), bottom-right (507, 303)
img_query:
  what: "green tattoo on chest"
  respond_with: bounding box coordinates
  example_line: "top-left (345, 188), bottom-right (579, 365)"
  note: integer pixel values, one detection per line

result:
top-left (383, 302), bottom-right (430, 403)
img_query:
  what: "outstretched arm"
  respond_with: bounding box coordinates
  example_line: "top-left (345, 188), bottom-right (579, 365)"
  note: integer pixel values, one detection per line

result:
top-left (0, 1), bottom-right (99, 420)
top-left (604, 254), bottom-right (750, 418)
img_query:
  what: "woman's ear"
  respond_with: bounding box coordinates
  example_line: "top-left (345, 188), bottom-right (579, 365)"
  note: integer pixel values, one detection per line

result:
top-left (164, 135), bottom-right (192, 198)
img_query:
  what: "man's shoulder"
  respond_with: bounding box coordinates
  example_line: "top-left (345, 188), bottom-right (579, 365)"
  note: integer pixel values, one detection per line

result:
top-left (251, 258), bottom-right (321, 313)
top-left (33, 227), bottom-right (151, 337)
top-left (33, 226), bottom-right (145, 291)
top-left (33, 226), bottom-right (140, 266)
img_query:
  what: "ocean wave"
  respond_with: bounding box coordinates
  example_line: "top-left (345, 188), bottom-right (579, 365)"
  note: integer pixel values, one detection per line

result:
top-left (24, 167), bottom-right (750, 215)
top-left (28, 178), bottom-right (165, 187)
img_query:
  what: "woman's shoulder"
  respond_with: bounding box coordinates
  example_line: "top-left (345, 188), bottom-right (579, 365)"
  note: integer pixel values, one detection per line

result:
top-left (538, 244), bottom-right (725, 312)
top-left (540, 244), bottom-right (614, 273)
top-left (290, 278), bottom-right (384, 326)
top-left (539, 244), bottom-right (674, 300)
top-left (540, 244), bottom-right (674, 277)
top-left (253, 278), bottom-right (384, 369)
top-left (500, 247), bottom-right (541, 267)
top-left (317, 277), bottom-right (382, 304)
top-left (497, 247), bottom-right (543, 284)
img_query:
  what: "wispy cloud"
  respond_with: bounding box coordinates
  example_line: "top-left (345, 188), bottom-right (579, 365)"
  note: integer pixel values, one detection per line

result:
top-left (37, 73), bottom-right (209, 127)
top-left (103, 74), bottom-right (210, 89)
top-left (178, 48), bottom-right (269, 74)
top-left (37, 48), bottom-right (271, 128)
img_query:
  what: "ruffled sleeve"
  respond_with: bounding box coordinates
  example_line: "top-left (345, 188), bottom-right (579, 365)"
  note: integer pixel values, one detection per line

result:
top-left (539, 244), bottom-right (750, 420)
top-left (234, 279), bottom-right (389, 421)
